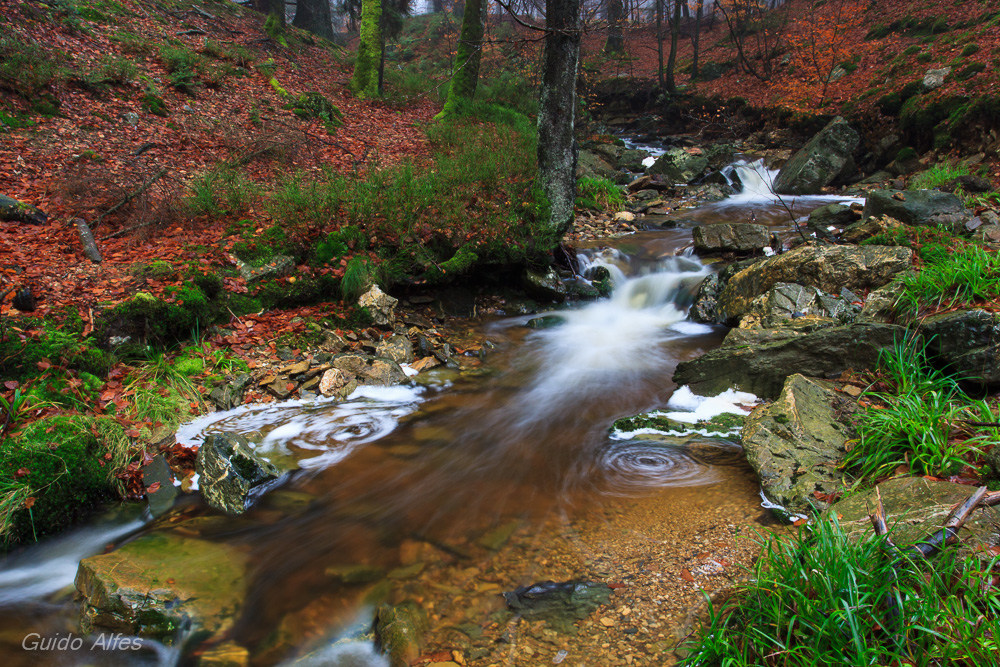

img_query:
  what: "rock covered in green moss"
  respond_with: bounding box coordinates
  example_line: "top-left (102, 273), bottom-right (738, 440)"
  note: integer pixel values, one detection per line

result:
top-left (0, 194), bottom-right (47, 225)
top-left (1, 415), bottom-right (117, 544)
top-left (612, 411), bottom-right (744, 438)
top-left (376, 601), bottom-right (427, 667)
top-left (772, 116), bottom-right (859, 195)
top-left (742, 374), bottom-right (858, 517)
top-left (196, 433), bottom-right (280, 515)
top-left (75, 531), bottom-right (249, 641)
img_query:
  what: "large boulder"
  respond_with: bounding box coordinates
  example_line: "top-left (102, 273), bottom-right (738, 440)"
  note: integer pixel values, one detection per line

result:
top-left (673, 323), bottom-right (909, 398)
top-left (577, 149), bottom-right (617, 180)
top-left (921, 309), bottom-right (1000, 388)
top-left (692, 223), bottom-right (770, 254)
top-left (76, 532), bottom-right (249, 641)
top-left (689, 257), bottom-right (763, 324)
top-left (742, 374), bottom-right (858, 517)
top-left (862, 189), bottom-right (970, 228)
top-left (375, 334), bottom-right (415, 365)
top-left (829, 477), bottom-right (997, 551)
top-left (648, 147), bottom-right (709, 184)
top-left (806, 203), bottom-right (856, 239)
top-left (196, 432), bottom-right (280, 515)
top-left (737, 282), bottom-right (860, 329)
top-left (772, 117), bottom-right (859, 195)
top-left (715, 243), bottom-right (913, 324)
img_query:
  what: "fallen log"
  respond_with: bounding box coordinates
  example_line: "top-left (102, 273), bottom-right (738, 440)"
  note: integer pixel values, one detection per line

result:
top-left (74, 218), bottom-right (103, 263)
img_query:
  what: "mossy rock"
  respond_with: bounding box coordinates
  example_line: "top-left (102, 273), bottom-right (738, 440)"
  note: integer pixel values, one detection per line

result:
top-left (1, 415), bottom-right (116, 545)
top-left (612, 411), bottom-right (744, 438)
top-left (76, 531), bottom-right (249, 642)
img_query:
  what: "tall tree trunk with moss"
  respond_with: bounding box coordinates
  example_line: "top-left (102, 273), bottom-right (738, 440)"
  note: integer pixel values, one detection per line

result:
top-left (691, 1), bottom-right (703, 79)
top-left (293, 0), bottom-right (334, 40)
top-left (350, 0), bottom-right (383, 98)
top-left (436, 0), bottom-right (485, 118)
top-left (656, 0), bottom-right (664, 89)
top-left (537, 0), bottom-right (581, 237)
top-left (604, 0), bottom-right (625, 54)
top-left (665, 0), bottom-right (681, 92)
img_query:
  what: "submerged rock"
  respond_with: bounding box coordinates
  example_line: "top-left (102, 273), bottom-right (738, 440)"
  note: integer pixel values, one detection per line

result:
top-left (376, 601), bottom-right (427, 667)
top-left (358, 285), bottom-right (398, 327)
top-left (76, 532), bottom-right (249, 642)
top-left (503, 580), bottom-right (612, 633)
top-left (673, 322), bottom-right (908, 399)
top-left (715, 243), bottom-right (912, 324)
top-left (773, 117), bottom-right (859, 195)
top-left (863, 189), bottom-right (970, 228)
top-left (692, 223), bottom-right (770, 254)
top-left (196, 432), bottom-right (280, 515)
top-left (742, 374), bottom-right (858, 517)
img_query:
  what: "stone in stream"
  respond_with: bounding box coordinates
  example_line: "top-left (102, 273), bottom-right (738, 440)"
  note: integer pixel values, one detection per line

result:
top-left (612, 411), bottom-right (745, 439)
top-left (502, 581), bottom-right (613, 634)
top-left (142, 454), bottom-right (178, 518)
top-left (375, 334), bottom-right (415, 365)
top-left (742, 374), bottom-right (859, 518)
top-left (75, 531), bottom-right (249, 642)
top-left (772, 116), bottom-right (860, 195)
top-left (358, 284), bottom-right (398, 327)
top-left (522, 266), bottom-right (567, 302)
top-left (376, 601), bottom-right (428, 667)
top-left (673, 322), bottom-right (909, 399)
top-left (318, 367), bottom-right (359, 398)
top-left (862, 189), bottom-right (970, 228)
top-left (209, 373), bottom-right (252, 410)
top-left (647, 147), bottom-right (709, 184)
top-left (806, 203), bottom-right (856, 239)
top-left (715, 242), bottom-right (913, 325)
top-left (526, 315), bottom-right (566, 329)
top-left (196, 432), bottom-right (280, 515)
top-left (738, 282), bottom-right (860, 329)
top-left (692, 223), bottom-right (770, 255)
top-left (330, 353), bottom-right (407, 386)
top-left (828, 477), bottom-right (997, 553)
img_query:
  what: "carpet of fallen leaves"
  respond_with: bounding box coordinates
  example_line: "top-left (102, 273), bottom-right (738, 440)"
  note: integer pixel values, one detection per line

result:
top-left (0, 0), bottom-right (434, 343)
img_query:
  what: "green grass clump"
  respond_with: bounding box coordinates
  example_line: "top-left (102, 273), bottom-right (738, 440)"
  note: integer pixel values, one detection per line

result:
top-left (843, 340), bottom-right (990, 478)
top-left (681, 516), bottom-right (1000, 666)
top-left (0, 31), bottom-right (64, 97)
top-left (896, 244), bottom-right (1000, 316)
top-left (576, 177), bottom-right (626, 211)
top-left (909, 162), bottom-right (969, 190)
top-left (341, 257), bottom-right (375, 301)
top-left (186, 165), bottom-right (256, 216)
top-left (159, 43), bottom-right (200, 93)
top-left (73, 54), bottom-right (137, 91)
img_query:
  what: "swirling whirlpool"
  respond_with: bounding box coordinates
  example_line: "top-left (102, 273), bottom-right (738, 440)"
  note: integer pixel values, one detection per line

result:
top-left (598, 439), bottom-right (746, 494)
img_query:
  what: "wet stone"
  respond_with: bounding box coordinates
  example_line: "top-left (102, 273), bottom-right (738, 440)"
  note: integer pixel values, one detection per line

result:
top-left (503, 581), bottom-right (613, 634)
top-left (142, 454), bottom-right (177, 518)
top-left (196, 432), bottom-right (280, 515)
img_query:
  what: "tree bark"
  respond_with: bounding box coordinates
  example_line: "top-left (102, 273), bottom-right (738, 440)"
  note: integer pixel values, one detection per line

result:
top-left (293, 0), bottom-right (335, 40)
top-left (350, 0), bottom-right (383, 98)
top-left (655, 0), bottom-right (664, 89)
top-left (665, 0), bottom-right (681, 92)
top-left (691, 1), bottom-right (703, 79)
top-left (537, 0), bottom-right (581, 237)
top-left (604, 0), bottom-right (625, 54)
top-left (433, 0), bottom-right (445, 11)
top-left (437, 0), bottom-right (486, 117)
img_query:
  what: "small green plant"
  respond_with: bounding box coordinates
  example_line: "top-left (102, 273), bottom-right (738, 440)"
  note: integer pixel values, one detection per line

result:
top-left (576, 177), bottom-right (626, 211)
top-left (341, 257), bottom-right (375, 301)
top-left (896, 244), bottom-right (1000, 316)
top-left (0, 31), bottom-right (64, 97)
top-left (185, 164), bottom-right (256, 216)
top-left (903, 45), bottom-right (922, 56)
top-left (909, 162), bottom-right (969, 190)
top-left (0, 389), bottom-right (33, 441)
top-left (962, 43), bottom-right (981, 57)
top-left (159, 44), bottom-right (200, 94)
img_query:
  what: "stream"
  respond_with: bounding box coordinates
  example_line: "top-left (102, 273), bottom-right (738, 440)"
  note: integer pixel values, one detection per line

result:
top-left (0, 161), bottom-right (860, 666)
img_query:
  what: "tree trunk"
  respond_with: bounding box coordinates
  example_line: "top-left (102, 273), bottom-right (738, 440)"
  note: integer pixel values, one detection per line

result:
top-left (437, 0), bottom-right (486, 117)
top-left (433, 0), bottom-right (445, 11)
top-left (604, 0), bottom-right (625, 54)
top-left (656, 0), bottom-right (664, 89)
top-left (691, 2), bottom-right (703, 79)
top-left (537, 0), bottom-right (581, 237)
top-left (350, 0), bottom-right (383, 98)
top-left (665, 0), bottom-right (681, 92)
top-left (292, 0), bottom-right (334, 40)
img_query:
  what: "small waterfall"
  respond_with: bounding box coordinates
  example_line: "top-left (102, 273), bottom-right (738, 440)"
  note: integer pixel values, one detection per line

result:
top-left (724, 159), bottom-right (779, 200)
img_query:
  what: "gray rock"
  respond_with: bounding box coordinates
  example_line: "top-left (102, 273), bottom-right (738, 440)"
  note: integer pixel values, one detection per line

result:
top-left (673, 323), bottom-right (909, 399)
top-left (841, 214), bottom-right (907, 244)
top-left (522, 266), bottom-right (566, 302)
top-left (503, 580), bottom-right (612, 634)
top-left (858, 278), bottom-right (907, 324)
top-left (689, 274), bottom-right (721, 324)
top-left (692, 223), bottom-right (770, 254)
top-left (742, 374), bottom-right (858, 517)
top-left (922, 67), bottom-right (951, 91)
top-left (647, 147), bottom-right (709, 184)
top-left (863, 189), bottom-right (970, 228)
top-left (576, 149), bottom-right (616, 180)
top-left (237, 255), bottom-right (295, 283)
top-left (196, 433), bottom-right (280, 515)
top-left (716, 243), bottom-right (913, 324)
top-left (526, 315), bottom-right (566, 329)
top-left (973, 224), bottom-right (1000, 245)
top-left (773, 117), bottom-right (860, 195)
top-left (122, 111), bottom-right (139, 125)
top-left (738, 282), bottom-right (860, 329)
top-left (76, 531), bottom-right (248, 641)
top-left (330, 353), bottom-right (407, 386)
top-left (922, 309), bottom-right (1000, 388)
top-left (208, 373), bottom-right (252, 410)
top-left (829, 477), bottom-right (998, 552)
top-left (318, 367), bottom-right (358, 398)
top-left (358, 285), bottom-right (398, 327)
top-left (618, 148), bottom-right (649, 172)
top-left (705, 143), bottom-right (736, 170)
top-left (375, 334), bottom-right (415, 364)
top-left (806, 203), bottom-right (855, 238)
top-left (142, 455), bottom-right (177, 518)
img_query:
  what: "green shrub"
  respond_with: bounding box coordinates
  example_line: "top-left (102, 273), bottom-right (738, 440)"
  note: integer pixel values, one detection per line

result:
top-left (961, 43), bottom-right (981, 57)
top-left (73, 54), bottom-right (137, 91)
top-left (0, 32), bottom-right (64, 97)
top-left (185, 165), bottom-right (255, 216)
top-left (159, 44), bottom-right (200, 93)
top-left (576, 177), bottom-right (626, 211)
top-left (681, 515), bottom-right (1000, 666)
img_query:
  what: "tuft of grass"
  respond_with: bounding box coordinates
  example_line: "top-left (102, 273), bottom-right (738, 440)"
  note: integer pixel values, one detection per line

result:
top-left (843, 340), bottom-right (984, 479)
top-left (909, 163), bottom-right (969, 190)
top-left (159, 43), bottom-right (200, 94)
top-left (341, 257), bottom-right (375, 301)
top-left (185, 165), bottom-right (256, 216)
top-left (0, 31), bottom-right (64, 97)
top-left (576, 177), bottom-right (626, 211)
top-left (896, 244), bottom-right (1000, 316)
top-left (681, 516), bottom-right (1000, 666)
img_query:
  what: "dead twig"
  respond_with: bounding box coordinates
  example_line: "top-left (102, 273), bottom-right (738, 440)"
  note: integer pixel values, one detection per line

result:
top-left (94, 168), bottom-right (168, 227)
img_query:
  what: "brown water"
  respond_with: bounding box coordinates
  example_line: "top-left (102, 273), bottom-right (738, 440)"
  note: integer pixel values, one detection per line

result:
top-left (0, 185), bottom-right (855, 666)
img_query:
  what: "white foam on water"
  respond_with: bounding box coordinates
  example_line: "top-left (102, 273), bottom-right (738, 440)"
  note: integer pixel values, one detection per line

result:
top-left (669, 321), bottom-right (715, 335)
top-left (663, 386), bottom-right (759, 424)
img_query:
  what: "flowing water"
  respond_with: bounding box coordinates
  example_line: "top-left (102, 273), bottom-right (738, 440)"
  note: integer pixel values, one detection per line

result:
top-left (0, 162), bottom-right (859, 666)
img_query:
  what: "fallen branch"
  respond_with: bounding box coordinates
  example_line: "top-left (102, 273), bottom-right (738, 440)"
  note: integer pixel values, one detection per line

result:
top-left (910, 486), bottom-right (988, 558)
top-left (94, 168), bottom-right (168, 227)
top-left (74, 218), bottom-right (103, 263)
top-left (191, 5), bottom-right (215, 19)
top-left (177, 28), bottom-right (206, 36)
top-left (869, 486), bottom-right (904, 642)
